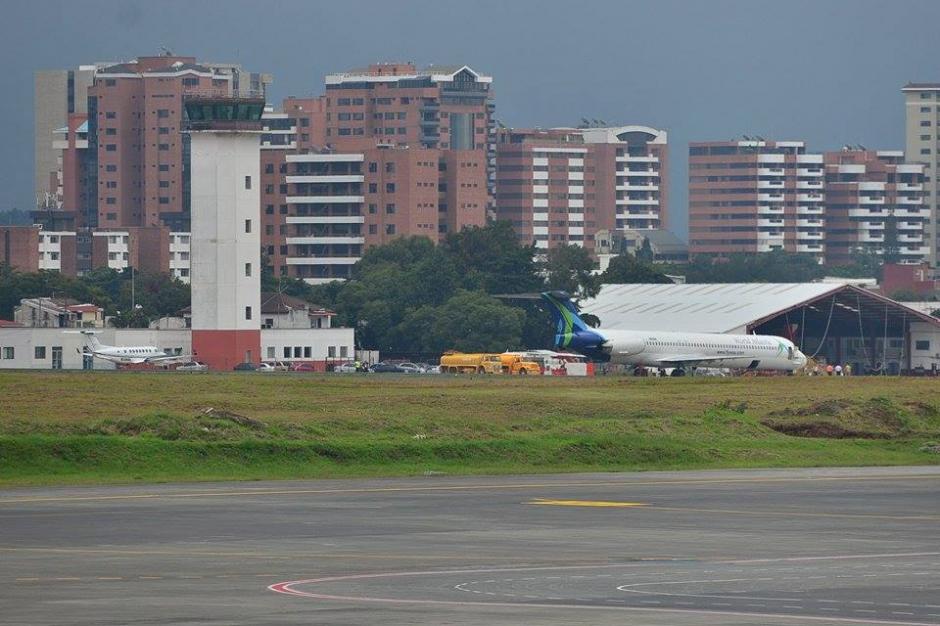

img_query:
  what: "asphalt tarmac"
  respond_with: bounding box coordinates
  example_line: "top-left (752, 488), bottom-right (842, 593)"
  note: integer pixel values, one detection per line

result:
top-left (2, 466), bottom-right (939, 625)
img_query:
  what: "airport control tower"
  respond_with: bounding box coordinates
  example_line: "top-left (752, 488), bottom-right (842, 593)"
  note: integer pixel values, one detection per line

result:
top-left (185, 97), bottom-right (265, 370)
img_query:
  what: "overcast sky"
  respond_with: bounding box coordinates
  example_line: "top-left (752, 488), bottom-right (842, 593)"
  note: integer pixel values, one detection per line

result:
top-left (3, 0), bottom-right (938, 238)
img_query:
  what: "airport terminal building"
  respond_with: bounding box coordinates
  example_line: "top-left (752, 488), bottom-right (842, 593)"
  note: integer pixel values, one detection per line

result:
top-left (581, 283), bottom-right (940, 374)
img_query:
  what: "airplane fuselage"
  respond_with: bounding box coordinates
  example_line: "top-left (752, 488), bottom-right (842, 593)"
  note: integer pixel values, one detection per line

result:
top-left (563, 328), bottom-right (806, 372)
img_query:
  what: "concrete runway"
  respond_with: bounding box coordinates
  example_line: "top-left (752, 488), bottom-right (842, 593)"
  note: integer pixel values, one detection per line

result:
top-left (2, 467), bottom-right (939, 625)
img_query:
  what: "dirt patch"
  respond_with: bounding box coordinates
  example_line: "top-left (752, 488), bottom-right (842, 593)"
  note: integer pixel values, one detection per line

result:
top-left (764, 421), bottom-right (888, 440)
top-left (763, 397), bottom-right (908, 440)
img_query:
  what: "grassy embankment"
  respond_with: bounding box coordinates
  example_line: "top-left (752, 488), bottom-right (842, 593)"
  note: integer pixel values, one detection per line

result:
top-left (0, 372), bottom-right (938, 486)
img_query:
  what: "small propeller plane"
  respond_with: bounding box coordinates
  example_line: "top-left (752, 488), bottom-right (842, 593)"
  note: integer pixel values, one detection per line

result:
top-left (67, 330), bottom-right (190, 365)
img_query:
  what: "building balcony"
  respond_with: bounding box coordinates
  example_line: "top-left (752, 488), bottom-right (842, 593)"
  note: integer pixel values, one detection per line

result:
top-left (859, 233), bottom-right (884, 243)
top-left (897, 183), bottom-right (923, 192)
top-left (797, 180), bottom-right (823, 189)
top-left (796, 219), bottom-right (823, 228)
top-left (616, 184), bottom-right (659, 191)
top-left (797, 168), bottom-right (823, 177)
top-left (286, 175), bottom-right (364, 184)
top-left (757, 167), bottom-right (785, 176)
top-left (758, 206), bottom-right (785, 215)
top-left (900, 246), bottom-right (930, 256)
top-left (796, 244), bottom-right (824, 253)
top-left (848, 208), bottom-right (883, 218)
top-left (894, 208), bottom-right (925, 218)
top-left (287, 195), bottom-right (364, 204)
top-left (616, 155), bottom-right (658, 163)
top-left (897, 196), bottom-right (923, 205)
top-left (286, 236), bottom-right (365, 245)
top-left (757, 232), bottom-right (785, 240)
top-left (757, 219), bottom-right (785, 227)
top-left (797, 231), bottom-right (824, 240)
top-left (286, 216), bottom-right (365, 224)
top-left (618, 169), bottom-right (659, 177)
top-left (758, 193), bottom-right (784, 202)
top-left (797, 193), bottom-right (824, 202)
top-left (796, 206), bottom-right (824, 215)
top-left (859, 196), bottom-right (885, 205)
top-left (286, 257), bottom-right (361, 265)
top-left (898, 234), bottom-right (924, 243)
top-left (617, 211), bottom-right (660, 220)
top-left (615, 198), bottom-right (659, 206)
top-left (757, 180), bottom-right (785, 189)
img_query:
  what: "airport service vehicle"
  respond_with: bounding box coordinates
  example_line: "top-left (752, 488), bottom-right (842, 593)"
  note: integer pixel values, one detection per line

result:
top-left (498, 353), bottom-right (542, 375)
top-left (233, 362), bottom-right (258, 371)
top-left (439, 352), bottom-right (504, 374)
top-left (176, 361), bottom-right (208, 372)
top-left (541, 291), bottom-right (807, 374)
top-left (370, 362), bottom-right (407, 373)
top-left (67, 330), bottom-right (190, 365)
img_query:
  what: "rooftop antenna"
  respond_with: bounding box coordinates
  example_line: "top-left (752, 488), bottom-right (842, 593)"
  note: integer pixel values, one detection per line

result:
top-left (160, 46), bottom-right (173, 57)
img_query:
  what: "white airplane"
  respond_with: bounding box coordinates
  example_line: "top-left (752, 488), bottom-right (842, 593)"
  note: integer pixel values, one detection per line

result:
top-left (67, 330), bottom-right (190, 365)
top-left (541, 292), bottom-right (807, 374)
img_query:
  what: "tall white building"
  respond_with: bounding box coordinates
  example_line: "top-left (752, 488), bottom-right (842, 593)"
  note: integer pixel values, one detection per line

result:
top-left (904, 83), bottom-right (940, 266)
top-left (187, 97), bottom-right (264, 370)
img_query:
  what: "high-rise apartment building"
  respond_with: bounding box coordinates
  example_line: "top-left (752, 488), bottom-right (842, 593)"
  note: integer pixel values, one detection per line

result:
top-left (34, 66), bottom-right (99, 207)
top-left (494, 125), bottom-right (667, 252)
top-left (689, 140), bottom-right (827, 261)
top-left (321, 63), bottom-right (493, 236)
top-left (903, 83), bottom-right (940, 266)
top-left (823, 149), bottom-right (927, 265)
top-left (689, 139), bottom-right (928, 265)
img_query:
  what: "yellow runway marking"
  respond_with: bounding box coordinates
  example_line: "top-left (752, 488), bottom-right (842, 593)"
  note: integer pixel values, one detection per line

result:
top-left (529, 499), bottom-right (649, 508)
top-left (1, 473), bottom-right (937, 505)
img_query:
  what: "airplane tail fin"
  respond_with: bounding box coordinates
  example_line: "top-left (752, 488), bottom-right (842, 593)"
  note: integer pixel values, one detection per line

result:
top-left (540, 291), bottom-right (591, 338)
top-left (64, 329), bottom-right (102, 350)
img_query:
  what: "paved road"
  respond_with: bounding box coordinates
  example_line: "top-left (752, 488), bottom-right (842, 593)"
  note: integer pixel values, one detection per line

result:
top-left (1, 467), bottom-right (939, 625)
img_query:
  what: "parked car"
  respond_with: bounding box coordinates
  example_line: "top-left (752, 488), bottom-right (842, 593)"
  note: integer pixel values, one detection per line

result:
top-left (256, 362), bottom-right (278, 373)
top-left (263, 361), bottom-right (290, 371)
top-left (369, 362), bottom-right (406, 373)
top-left (397, 362), bottom-right (424, 374)
top-left (333, 362), bottom-right (358, 373)
top-left (176, 361), bottom-right (208, 372)
top-left (291, 362), bottom-right (319, 372)
top-left (233, 362), bottom-right (257, 371)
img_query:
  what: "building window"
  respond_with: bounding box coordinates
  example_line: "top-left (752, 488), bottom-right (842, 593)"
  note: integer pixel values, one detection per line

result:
top-left (280, 205), bottom-right (288, 215)
top-left (159, 180), bottom-right (170, 188)
top-left (386, 183), bottom-right (395, 193)
top-left (368, 183), bottom-right (377, 193)
top-left (245, 175), bottom-right (252, 190)
top-left (245, 306), bottom-right (252, 320)
top-left (293, 346), bottom-right (302, 358)
top-left (368, 203), bottom-right (376, 214)
top-left (386, 203), bottom-right (396, 214)
top-left (245, 219), bottom-right (252, 233)
top-left (265, 163), bottom-right (274, 174)
top-left (245, 262), bottom-right (252, 277)
top-left (2, 347), bottom-right (13, 359)
top-left (105, 128), bottom-right (117, 135)
top-left (35, 346), bottom-right (46, 359)
top-left (369, 162), bottom-right (377, 173)
top-left (915, 340), bottom-right (931, 351)
top-left (920, 121), bottom-right (932, 127)
top-left (158, 143), bottom-right (170, 151)
top-left (304, 347), bottom-right (311, 358)
top-left (385, 162), bottom-right (396, 173)
top-left (106, 165), bottom-right (117, 172)
top-left (159, 164), bottom-right (169, 172)
top-left (340, 346), bottom-right (348, 358)
top-left (328, 346), bottom-right (336, 358)
top-left (105, 111), bottom-right (116, 119)
top-left (386, 224), bottom-right (396, 235)
top-left (157, 109), bottom-right (170, 118)
top-left (265, 205), bottom-right (274, 215)
top-left (105, 144), bottom-right (116, 152)
top-left (283, 347), bottom-right (291, 359)
top-left (369, 224), bottom-right (377, 234)
top-left (159, 197), bottom-right (170, 204)
top-left (158, 127), bottom-right (170, 135)
top-left (267, 346), bottom-right (275, 359)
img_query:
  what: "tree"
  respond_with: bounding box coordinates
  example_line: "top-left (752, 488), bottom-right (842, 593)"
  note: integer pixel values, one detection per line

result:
top-left (636, 237), bottom-right (654, 264)
top-left (442, 221), bottom-right (541, 294)
top-left (601, 254), bottom-right (672, 284)
top-left (542, 244), bottom-right (599, 298)
top-left (683, 251), bottom-right (826, 283)
top-left (429, 290), bottom-right (525, 353)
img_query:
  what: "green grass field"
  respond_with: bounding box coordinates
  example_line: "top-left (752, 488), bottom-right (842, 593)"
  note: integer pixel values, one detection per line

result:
top-left (1, 372), bottom-right (938, 486)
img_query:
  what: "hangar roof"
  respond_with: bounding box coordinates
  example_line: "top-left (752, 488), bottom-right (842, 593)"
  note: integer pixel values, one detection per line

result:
top-left (581, 283), bottom-right (890, 333)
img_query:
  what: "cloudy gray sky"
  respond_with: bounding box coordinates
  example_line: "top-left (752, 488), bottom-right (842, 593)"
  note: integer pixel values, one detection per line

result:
top-left (3, 0), bottom-right (938, 238)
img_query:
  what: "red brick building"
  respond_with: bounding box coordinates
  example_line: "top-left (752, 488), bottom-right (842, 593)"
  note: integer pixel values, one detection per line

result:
top-left (494, 125), bottom-right (667, 254)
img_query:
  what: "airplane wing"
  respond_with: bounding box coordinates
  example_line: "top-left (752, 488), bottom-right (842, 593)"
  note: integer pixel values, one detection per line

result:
top-left (144, 354), bottom-right (192, 364)
top-left (649, 353), bottom-right (747, 365)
